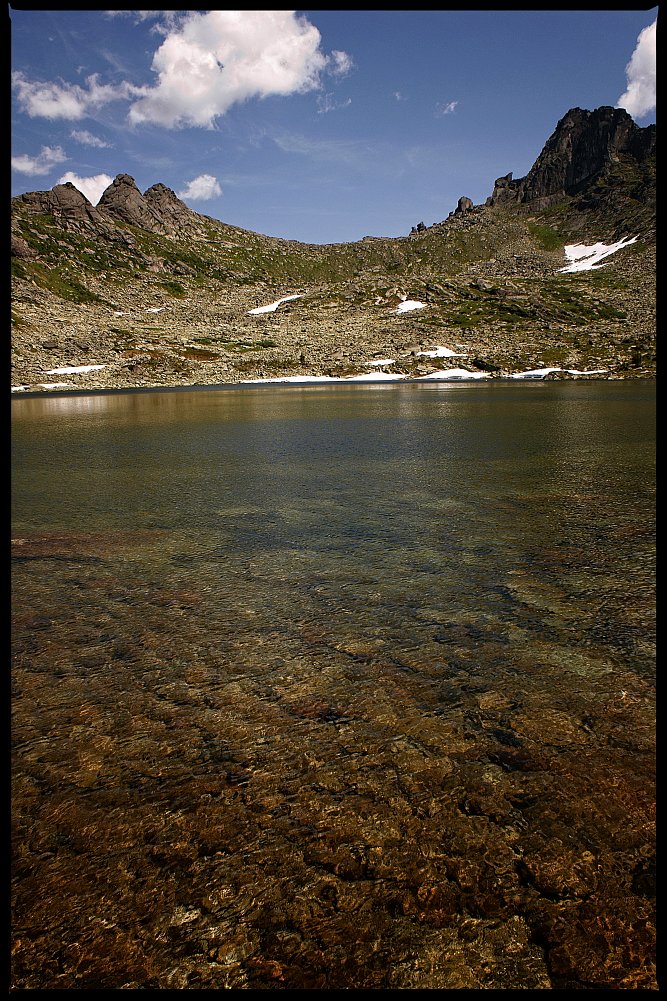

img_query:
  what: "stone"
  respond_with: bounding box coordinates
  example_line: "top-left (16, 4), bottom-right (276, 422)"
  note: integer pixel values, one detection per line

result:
top-left (455, 196), bottom-right (474, 214)
top-left (98, 174), bottom-right (162, 230)
top-left (11, 231), bottom-right (37, 259)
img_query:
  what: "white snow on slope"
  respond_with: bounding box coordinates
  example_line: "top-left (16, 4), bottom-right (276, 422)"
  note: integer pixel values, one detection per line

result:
top-left (559, 236), bottom-right (638, 273)
top-left (396, 300), bottom-right (426, 313)
top-left (509, 367), bottom-right (608, 379)
top-left (240, 369), bottom-right (487, 385)
top-left (45, 365), bottom-right (107, 375)
top-left (416, 368), bottom-right (489, 381)
top-left (248, 294), bottom-right (303, 315)
top-left (417, 346), bottom-right (467, 358)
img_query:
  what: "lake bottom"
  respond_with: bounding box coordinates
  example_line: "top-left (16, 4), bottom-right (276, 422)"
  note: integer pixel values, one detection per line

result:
top-left (11, 382), bottom-right (656, 989)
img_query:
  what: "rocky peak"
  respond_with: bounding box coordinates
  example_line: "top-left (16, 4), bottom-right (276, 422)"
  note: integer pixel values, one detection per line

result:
top-left (144, 183), bottom-right (198, 235)
top-left (12, 181), bottom-right (106, 237)
top-left (488, 106), bottom-right (656, 208)
top-left (98, 173), bottom-right (163, 231)
top-left (455, 196), bottom-right (474, 215)
top-left (95, 174), bottom-right (198, 236)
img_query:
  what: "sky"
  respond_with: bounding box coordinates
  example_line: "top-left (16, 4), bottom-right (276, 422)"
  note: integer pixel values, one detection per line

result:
top-left (10, 7), bottom-right (657, 246)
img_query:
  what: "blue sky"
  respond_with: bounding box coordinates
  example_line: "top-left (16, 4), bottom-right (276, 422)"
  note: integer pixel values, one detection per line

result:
top-left (11, 8), bottom-right (657, 245)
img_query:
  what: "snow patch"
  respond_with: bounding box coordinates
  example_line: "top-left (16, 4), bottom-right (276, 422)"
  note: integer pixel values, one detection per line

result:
top-left (417, 346), bottom-right (467, 358)
top-left (396, 300), bottom-right (426, 313)
top-left (45, 365), bottom-right (107, 375)
top-left (509, 367), bottom-right (608, 380)
top-left (559, 236), bottom-right (638, 273)
top-left (345, 371), bottom-right (405, 382)
top-left (416, 368), bottom-right (489, 381)
top-left (248, 294), bottom-right (303, 315)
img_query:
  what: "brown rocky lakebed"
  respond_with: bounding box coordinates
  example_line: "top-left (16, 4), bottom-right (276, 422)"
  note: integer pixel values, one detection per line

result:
top-left (11, 381), bottom-right (656, 988)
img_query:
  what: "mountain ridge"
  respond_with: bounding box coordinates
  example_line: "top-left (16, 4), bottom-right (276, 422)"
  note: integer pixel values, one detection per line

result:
top-left (11, 105), bottom-right (655, 392)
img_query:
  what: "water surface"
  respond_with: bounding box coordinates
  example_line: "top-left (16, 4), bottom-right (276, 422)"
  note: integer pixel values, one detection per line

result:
top-left (11, 381), bottom-right (656, 989)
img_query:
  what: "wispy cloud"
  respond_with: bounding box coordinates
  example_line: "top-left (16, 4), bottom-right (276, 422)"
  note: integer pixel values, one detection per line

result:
top-left (327, 50), bottom-right (354, 77)
top-left (12, 70), bottom-right (143, 120)
top-left (177, 174), bottom-right (222, 200)
top-left (11, 144), bottom-right (67, 175)
top-left (393, 91), bottom-right (407, 102)
top-left (316, 91), bottom-right (352, 114)
top-left (104, 10), bottom-right (181, 33)
top-left (435, 100), bottom-right (458, 116)
top-left (57, 171), bottom-right (114, 205)
top-left (70, 128), bottom-right (112, 148)
top-left (616, 19), bottom-right (656, 119)
top-left (272, 131), bottom-right (373, 166)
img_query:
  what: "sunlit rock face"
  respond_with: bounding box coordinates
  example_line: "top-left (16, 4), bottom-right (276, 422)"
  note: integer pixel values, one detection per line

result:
top-left (14, 181), bottom-right (105, 232)
top-left (98, 173), bottom-right (167, 232)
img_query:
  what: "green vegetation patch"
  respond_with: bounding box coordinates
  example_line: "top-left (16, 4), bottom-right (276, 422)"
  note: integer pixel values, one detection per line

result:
top-left (159, 279), bottom-right (187, 297)
top-left (527, 222), bottom-right (564, 251)
top-left (13, 258), bottom-right (106, 304)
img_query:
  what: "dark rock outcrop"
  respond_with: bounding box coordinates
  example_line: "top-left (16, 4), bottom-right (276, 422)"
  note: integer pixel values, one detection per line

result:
top-left (455, 196), bottom-right (474, 214)
top-left (486, 173), bottom-right (520, 207)
top-left (488, 106), bottom-right (656, 208)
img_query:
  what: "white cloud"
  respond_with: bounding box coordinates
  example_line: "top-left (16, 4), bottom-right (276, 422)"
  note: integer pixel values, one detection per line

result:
top-left (57, 171), bottom-right (114, 205)
top-left (177, 174), bottom-right (222, 200)
top-left (328, 50), bottom-right (353, 77)
top-left (13, 12), bottom-right (349, 130)
top-left (12, 70), bottom-right (143, 120)
top-left (70, 129), bottom-right (112, 148)
top-left (435, 100), bottom-right (458, 116)
top-left (12, 72), bottom-right (88, 119)
top-left (127, 10), bottom-right (343, 127)
top-left (11, 145), bottom-right (67, 176)
top-left (616, 19), bottom-right (656, 119)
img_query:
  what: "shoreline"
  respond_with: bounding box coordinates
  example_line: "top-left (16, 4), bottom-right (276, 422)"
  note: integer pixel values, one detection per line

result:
top-left (11, 368), bottom-right (655, 400)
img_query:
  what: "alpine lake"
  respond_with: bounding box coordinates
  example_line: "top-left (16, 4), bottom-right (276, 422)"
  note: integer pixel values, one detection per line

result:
top-left (11, 379), bottom-right (656, 990)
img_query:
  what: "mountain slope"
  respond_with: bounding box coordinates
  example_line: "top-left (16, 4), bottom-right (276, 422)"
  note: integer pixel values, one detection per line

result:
top-left (11, 106), bottom-right (655, 392)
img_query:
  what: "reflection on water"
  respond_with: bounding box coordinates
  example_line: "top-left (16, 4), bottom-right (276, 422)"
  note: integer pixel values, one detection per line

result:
top-left (11, 381), bottom-right (656, 989)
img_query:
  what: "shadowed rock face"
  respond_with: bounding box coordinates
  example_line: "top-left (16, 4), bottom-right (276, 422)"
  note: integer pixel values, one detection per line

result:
top-left (489, 107), bottom-right (656, 207)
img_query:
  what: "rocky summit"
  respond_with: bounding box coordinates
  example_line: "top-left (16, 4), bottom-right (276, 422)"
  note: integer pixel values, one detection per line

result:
top-left (11, 105), bottom-right (655, 393)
